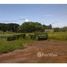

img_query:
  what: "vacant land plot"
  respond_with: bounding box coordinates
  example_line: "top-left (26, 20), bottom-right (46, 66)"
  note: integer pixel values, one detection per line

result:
top-left (48, 32), bottom-right (67, 40)
top-left (0, 40), bottom-right (67, 63)
top-left (0, 33), bottom-right (34, 53)
top-left (0, 32), bottom-right (67, 63)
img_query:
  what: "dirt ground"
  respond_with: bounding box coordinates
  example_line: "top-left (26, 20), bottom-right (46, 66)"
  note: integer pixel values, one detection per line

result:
top-left (0, 40), bottom-right (67, 63)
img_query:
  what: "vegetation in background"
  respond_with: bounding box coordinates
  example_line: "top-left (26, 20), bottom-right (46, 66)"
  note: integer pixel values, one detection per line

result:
top-left (54, 27), bottom-right (67, 32)
top-left (0, 22), bottom-right (52, 33)
top-left (0, 22), bottom-right (67, 33)
top-left (0, 23), bottom-right (19, 32)
top-left (0, 21), bottom-right (67, 54)
top-left (48, 32), bottom-right (67, 40)
top-left (19, 22), bottom-right (44, 32)
top-left (0, 38), bottom-right (33, 54)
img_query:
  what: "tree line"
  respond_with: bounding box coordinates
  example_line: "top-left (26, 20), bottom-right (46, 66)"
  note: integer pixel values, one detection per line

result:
top-left (54, 27), bottom-right (67, 32)
top-left (0, 23), bottom-right (19, 32)
top-left (0, 22), bottom-right (67, 33)
top-left (0, 22), bottom-right (52, 33)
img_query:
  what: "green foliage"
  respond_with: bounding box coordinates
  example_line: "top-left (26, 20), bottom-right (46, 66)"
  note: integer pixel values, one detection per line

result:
top-left (48, 32), bottom-right (67, 40)
top-left (54, 27), bottom-right (67, 32)
top-left (0, 22), bottom-right (53, 33)
top-left (54, 28), bottom-right (61, 32)
top-left (7, 35), bottom-right (17, 41)
top-left (34, 32), bottom-right (48, 40)
top-left (20, 22), bottom-right (44, 32)
top-left (18, 33), bottom-right (26, 39)
top-left (5, 33), bottom-right (26, 41)
top-left (61, 27), bottom-right (67, 32)
top-left (28, 32), bottom-right (48, 40)
top-left (43, 24), bottom-right (52, 29)
top-left (0, 37), bottom-right (33, 54)
top-left (0, 39), bottom-right (24, 53)
top-left (0, 23), bottom-right (19, 32)
top-left (29, 34), bottom-right (36, 40)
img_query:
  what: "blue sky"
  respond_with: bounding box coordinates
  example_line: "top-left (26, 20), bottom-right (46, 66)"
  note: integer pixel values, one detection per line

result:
top-left (0, 4), bottom-right (67, 27)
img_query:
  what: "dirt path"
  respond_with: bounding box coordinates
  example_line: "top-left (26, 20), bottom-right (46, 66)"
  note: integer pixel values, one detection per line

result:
top-left (0, 40), bottom-right (67, 63)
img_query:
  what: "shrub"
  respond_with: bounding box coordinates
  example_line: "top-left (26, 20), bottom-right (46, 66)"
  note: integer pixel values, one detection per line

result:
top-left (21, 33), bottom-right (26, 39)
top-left (7, 33), bottom-right (26, 41)
top-left (29, 34), bottom-right (36, 40)
top-left (7, 35), bottom-right (17, 41)
top-left (35, 33), bottom-right (48, 40)
top-left (17, 33), bottom-right (26, 39)
top-left (29, 33), bottom-right (48, 40)
top-left (15, 34), bottom-right (20, 39)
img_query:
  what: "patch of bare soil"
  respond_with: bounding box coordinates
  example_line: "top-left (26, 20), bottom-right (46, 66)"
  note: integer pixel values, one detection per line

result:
top-left (0, 40), bottom-right (67, 63)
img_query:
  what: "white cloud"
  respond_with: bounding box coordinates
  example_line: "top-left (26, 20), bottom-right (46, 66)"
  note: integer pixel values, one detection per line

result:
top-left (25, 19), bottom-right (29, 22)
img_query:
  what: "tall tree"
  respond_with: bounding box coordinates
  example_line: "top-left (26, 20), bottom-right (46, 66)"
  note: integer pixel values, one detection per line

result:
top-left (20, 22), bottom-right (44, 32)
top-left (0, 23), bottom-right (19, 32)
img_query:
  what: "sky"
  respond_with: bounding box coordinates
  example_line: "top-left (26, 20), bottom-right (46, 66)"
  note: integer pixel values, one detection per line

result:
top-left (0, 4), bottom-right (67, 27)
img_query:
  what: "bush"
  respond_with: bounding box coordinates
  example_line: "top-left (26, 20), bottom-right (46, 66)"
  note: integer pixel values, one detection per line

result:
top-left (16, 33), bottom-right (26, 39)
top-left (29, 33), bottom-right (48, 40)
top-left (20, 33), bottom-right (26, 39)
top-left (7, 33), bottom-right (26, 41)
top-left (15, 34), bottom-right (20, 39)
top-left (35, 33), bottom-right (48, 40)
top-left (7, 35), bottom-right (17, 41)
top-left (29, 34), bottom-right (36, 40)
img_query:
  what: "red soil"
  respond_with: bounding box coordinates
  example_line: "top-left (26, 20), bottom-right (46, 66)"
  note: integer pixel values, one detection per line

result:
top-left (0, 40), bottom-right (67, 63)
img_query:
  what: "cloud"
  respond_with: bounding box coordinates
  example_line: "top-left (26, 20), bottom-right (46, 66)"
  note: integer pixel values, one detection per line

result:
top-left (25, 19), bottom-right (29, 22)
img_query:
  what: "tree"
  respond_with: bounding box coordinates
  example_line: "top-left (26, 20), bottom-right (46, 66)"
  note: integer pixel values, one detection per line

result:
top-left (53, 26), bottom-right (67, 32)
top-left (43, 24), bottom-right (52, 29)
top-left (0, 23), bottom-right (19, 32)
top-left (48, 24), bottom-right (52, 29)
top-left (20, 22), bottom-right (44, 33)
top-left (61, 27), bottom-right (67, 32)
top-left (0, 23), bottom-right (7, 32)
top-left (7, 23), bottom-right (19, 32)
top-left (54, 28), bottom-right (60, 32)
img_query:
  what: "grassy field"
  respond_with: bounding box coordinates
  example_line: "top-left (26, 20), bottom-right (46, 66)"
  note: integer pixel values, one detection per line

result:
top-left (48, 32), bottom-right (67, 40)
top-left (0, 32), bottom-right (67, 54)
top-left (0, 33), bottom-right (33, 54)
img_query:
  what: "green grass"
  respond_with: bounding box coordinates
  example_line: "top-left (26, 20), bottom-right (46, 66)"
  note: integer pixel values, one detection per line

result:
top-left (0, 38), bottom-right (33, 54)
top-left (0, 32), bottom-right (67, 54)
top-left (0, 32), bottom-right (34, 54)
top-left (0, 40), bottom-right (23, 53)
top-left (48, 32), bottom-right (67, 40)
